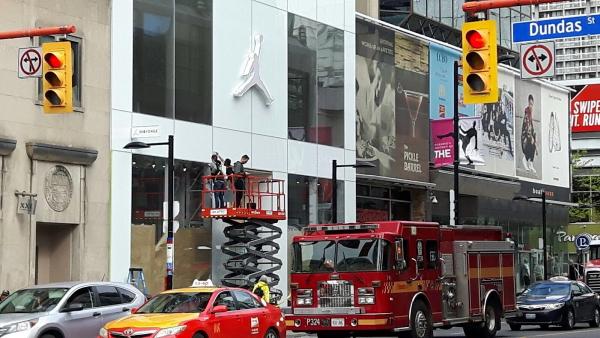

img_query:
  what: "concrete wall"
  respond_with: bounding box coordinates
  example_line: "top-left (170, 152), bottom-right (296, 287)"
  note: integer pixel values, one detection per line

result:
top-left (0, 0), bottom-right (111, 290)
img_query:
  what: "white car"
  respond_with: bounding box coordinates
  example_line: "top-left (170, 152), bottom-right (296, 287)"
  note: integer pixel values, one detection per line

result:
top-left (0, 281), bottom-right (146, 338)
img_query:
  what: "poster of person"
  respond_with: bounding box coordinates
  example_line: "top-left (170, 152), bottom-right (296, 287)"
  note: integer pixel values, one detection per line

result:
top-left (541, 86), bottom-right (570, 188)
top-left (355, 20), bottom-right (397, 178)
top-left (394, 34), bottom-right (430, 182)
top-left (515, 80), bottom-right (542, 179)
top-left (474, 70), bottom-right (516, 176)
top-left (458, 117), bottom-right (485, 166)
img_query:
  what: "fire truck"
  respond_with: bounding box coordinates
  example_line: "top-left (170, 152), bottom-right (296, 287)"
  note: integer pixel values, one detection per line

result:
top-left (285, 221), bottom-right (518, 338)
top-left (584, 240), bottom-right (600, 293)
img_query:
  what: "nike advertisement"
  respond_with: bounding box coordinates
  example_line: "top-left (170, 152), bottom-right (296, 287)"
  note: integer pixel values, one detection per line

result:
top-left (515, 80), bottom-right (543, 180)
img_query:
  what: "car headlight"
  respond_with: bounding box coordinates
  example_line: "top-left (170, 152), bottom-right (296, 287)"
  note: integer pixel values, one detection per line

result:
top-left (544, 303), bottom-right (565, 310)
top-left (99, 327), bottom-right (108, 338)
top-left (0, 320), bottom-right (38, 335)
top-left (155, 325), bottom-right (187, 338)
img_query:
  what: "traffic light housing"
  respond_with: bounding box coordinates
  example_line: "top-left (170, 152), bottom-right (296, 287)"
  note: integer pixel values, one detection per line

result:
top-left (42, 41), bottom-right (72, 113)
top-left (462, 20), bottom-right (498, 104)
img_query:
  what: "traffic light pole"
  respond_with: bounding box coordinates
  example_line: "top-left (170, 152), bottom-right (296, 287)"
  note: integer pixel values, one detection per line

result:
top-left (453, 60), bottom-right (460, 226)
top-left (0, 25), bottom-right (76, 40)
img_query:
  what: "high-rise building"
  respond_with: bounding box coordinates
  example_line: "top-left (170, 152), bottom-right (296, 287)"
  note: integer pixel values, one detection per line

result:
top-left (537, 0), bottom-right (600, 86)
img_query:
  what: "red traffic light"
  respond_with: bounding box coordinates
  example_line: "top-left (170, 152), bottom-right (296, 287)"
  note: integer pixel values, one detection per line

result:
top-left (466, 30), bottom-right (486, 49)
top-left (44, 53), bottom-right (63, 68)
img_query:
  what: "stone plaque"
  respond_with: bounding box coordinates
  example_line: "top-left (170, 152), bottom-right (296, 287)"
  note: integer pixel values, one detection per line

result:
top-left (44, 165), bottom-right (73, 212)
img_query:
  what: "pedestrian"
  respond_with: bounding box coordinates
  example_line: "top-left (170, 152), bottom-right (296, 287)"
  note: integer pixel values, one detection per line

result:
top-left (252, 275), bottom-right (270, 303)
top-left (233, 155), bottom-right (250, 208)
top-left (520, 258), bottom-right (531, 288)
top-left (209, 153), bottom-right (225, 208)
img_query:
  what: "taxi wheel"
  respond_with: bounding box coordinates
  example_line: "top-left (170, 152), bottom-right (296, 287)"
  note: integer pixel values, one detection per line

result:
top-left (264, 328), bottom-right (278, 338)
top-left (192, 333), bottom-right (207, 338)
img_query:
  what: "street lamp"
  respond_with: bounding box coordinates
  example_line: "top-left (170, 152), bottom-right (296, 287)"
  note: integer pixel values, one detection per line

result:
top-left (514, 191), bottom-right (548, 281)
top-left (332, 160), bottom-right (375, 223)
top-left (125, 135), bottom-right (175, 290)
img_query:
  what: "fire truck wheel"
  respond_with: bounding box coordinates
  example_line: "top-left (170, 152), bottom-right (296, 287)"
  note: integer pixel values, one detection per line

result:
top-left (463, 301), bottom-right (500, 338)
top-left (508, 323), bottom-right (521, 331)
top-left (409, 300), bottom-right (433, 338)
top-left (561, 308), bottom-right (575, 330)
top-left (589, 307), bottom-right (600, 327)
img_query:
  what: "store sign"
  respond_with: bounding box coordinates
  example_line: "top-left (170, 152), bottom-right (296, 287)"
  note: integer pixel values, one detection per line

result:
top-left (571, 84), bottom-right (600, 133)
top-left (556, 231), bottom-right (600, 243)
top-left (233, 34), bottom-right (274, 106)
top-left (132, 126), bottom-right (160, 139)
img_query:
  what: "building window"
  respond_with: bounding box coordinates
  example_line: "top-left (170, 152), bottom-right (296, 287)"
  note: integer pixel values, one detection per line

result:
top-left (288, 174), bottom-right (344, 230)
top-left (288, 14), bottom-right (344, 147)
top-left (356, 184), bottom-right (411, 222)
top-left (133, 0), bottom-right (212, 124)
top-left (38, 36), bottom-right (82, 109)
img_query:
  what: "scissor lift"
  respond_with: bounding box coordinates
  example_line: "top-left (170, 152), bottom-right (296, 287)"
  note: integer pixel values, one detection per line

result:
top-left (201, 175), bottom-right (286, 289)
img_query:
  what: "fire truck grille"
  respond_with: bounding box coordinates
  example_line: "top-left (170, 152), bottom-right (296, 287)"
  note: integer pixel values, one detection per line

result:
top-left (587, 272), bottom-right (600, 292)
top-left (318, 280), bottom-right (354, 307)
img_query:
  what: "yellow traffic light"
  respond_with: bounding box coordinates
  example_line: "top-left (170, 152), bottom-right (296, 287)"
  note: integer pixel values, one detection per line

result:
top-left (462, 20), bottom-right (498, 104)
top-left (42, 41), bottom-right (72, 113)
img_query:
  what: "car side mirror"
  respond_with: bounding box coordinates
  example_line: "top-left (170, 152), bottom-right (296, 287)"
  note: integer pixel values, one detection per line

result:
top-left (61, 303), bottom-right (84, 313)
top-left (211, 305), bottom-right (228, 314)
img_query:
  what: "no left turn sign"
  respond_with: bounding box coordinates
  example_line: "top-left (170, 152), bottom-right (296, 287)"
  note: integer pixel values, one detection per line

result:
top-left (18, 47), bottom-right (42, 78)
top-left (520, 42), bottom-right (555, 79)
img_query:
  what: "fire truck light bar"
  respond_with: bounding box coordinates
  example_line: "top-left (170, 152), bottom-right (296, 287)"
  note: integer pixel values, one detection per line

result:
top-left (305, 224), bottom-right (379, 233)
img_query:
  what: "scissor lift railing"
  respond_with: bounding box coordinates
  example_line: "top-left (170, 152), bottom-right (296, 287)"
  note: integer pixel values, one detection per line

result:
top-left (201, 175), bottom-right (285, 288)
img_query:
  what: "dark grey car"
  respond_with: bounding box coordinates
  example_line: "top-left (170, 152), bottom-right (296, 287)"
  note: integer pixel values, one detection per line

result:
top-left (0, 282), bottom-right (145, 338)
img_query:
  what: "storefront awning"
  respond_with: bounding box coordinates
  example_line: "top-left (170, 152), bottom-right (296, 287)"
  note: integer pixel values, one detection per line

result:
top-left (356, 174), bottom-right (436, 189)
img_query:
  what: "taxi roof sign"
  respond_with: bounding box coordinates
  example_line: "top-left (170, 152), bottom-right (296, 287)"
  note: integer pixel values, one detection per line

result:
top-left (191, 279), bottom-right (214, 287)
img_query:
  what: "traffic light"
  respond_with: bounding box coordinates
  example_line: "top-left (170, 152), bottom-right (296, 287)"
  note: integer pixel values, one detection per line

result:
top-left (42, 41), bottom-right (72, 113)
top-left (462, 20), bottom-right (498, 104)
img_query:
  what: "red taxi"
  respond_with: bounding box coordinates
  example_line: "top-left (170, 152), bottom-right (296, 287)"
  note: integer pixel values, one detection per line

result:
top-left (98, 282), bottom-right (285, 338)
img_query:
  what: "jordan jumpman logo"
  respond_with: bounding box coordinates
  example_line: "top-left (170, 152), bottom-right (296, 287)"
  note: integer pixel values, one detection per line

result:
top-left (233, 34), bottom-right (274, 106)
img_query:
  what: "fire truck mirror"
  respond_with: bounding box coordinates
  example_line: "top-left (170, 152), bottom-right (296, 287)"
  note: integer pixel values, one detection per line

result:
top-left (395, 239), bottom-right (407, 271)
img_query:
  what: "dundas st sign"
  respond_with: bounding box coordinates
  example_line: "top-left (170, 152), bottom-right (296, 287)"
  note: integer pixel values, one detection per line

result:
top-left (571, 84), bottom-right (600, 133)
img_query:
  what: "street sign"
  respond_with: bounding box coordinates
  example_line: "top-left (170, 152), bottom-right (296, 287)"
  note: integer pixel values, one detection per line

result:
top-left (520, 42), bottom-right (555, 79)
top-left (513, 14), bottom-right (600, 43)
top-left (575, 233), bottom-right (592, 251)
top-left (18, 47), bottom-right (42, 78)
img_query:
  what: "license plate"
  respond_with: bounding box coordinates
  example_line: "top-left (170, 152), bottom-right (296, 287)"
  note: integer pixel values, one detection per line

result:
top-left (525, 313), bottom-right (536, 319)
top-left (306, 318), bottom-right (320, 326)
top-left (331, 318), bottom-right (345, 327)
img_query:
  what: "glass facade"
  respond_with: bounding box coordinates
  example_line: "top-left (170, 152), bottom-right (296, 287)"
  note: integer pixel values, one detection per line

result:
top-left (133, 0), bottom-right (212, 124)
top-left (287, 174), bottom-right (344, 230)
top-left (288, 14), bottom-right (345, 147)
top-left (356, 183), bottom-right (411, 222)
top-left (379, 0), bottom-right (532, 50)
top-left (571, 174), bottom-right (600, 223)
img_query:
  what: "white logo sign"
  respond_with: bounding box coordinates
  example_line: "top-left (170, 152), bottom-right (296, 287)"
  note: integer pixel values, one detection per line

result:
top-left (18, 47), bottom-right (42, 78)
top-left (233, 34), bottom-right (274, 106)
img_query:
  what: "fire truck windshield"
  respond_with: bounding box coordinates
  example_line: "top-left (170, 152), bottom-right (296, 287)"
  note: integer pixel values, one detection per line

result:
top-left (292, 239), bottom-right (389, 273)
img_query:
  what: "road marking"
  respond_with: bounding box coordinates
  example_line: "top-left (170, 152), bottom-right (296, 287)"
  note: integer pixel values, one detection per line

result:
top-left (519, 327), bottom-right (600, 338)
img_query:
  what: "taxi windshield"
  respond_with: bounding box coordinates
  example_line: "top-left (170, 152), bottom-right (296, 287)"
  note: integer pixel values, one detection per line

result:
top-left (137, 292), bottom-right (212, 313)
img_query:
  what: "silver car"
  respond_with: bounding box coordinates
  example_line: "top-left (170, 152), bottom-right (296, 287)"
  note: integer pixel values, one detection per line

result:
top-left (0, 282), bottom-right (146, 338)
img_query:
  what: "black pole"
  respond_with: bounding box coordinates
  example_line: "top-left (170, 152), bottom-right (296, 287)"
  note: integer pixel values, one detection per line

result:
top-left (166, 135), bottom-right (174, 290)
top-left (453, 60), bottom-right (460, 225)
top-left (332, 159), bottom-right (338, 223)
top-left (542, 190), bottom-right (547, 280)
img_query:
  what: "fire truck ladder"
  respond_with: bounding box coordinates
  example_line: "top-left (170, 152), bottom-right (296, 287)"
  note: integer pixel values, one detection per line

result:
top-left (221, 218), bottom-right (282, 288)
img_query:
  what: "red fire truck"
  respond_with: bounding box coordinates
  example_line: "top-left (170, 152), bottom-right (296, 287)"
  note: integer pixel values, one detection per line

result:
top-left (285, 221), bottom-right (518, 338)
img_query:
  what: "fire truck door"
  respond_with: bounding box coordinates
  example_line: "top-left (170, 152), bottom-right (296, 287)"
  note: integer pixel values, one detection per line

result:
top-left (392, 238), bottom-right (413, 327)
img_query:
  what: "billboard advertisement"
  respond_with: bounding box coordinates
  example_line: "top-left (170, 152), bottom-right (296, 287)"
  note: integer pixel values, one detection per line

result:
top-left (356, 20), bottom-right (429, 182)
top-left (431, 119), bottom-right (454, 167)
top-left (571, 84), bottom-right (600, 133)
top-left (541, 85), bottom-right (570, 188)
top-left (474, 70), bottom-right (516, 176)
top-left (515, 79), bottom-right (543, 180)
